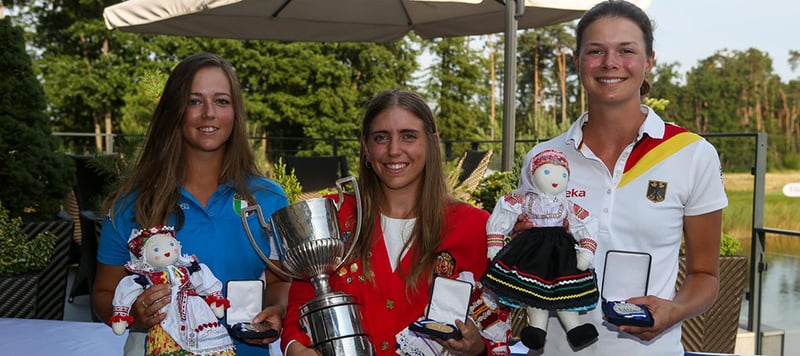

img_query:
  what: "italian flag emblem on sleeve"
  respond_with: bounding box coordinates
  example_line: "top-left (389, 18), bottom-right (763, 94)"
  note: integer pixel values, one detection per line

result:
top-left (233, 194), bottom-right (254, 217)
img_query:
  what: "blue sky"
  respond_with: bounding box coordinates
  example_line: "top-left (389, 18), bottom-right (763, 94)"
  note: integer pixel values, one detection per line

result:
top-left (646, 0), bottom-right (798, 81)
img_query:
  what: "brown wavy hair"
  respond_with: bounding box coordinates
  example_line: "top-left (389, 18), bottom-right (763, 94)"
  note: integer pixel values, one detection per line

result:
top-left (355, 89), bottom-right (456, 295)
top-left (105, 52), bottom-right (260, 230)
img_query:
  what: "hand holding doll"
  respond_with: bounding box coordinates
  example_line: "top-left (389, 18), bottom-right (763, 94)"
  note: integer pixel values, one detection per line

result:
top-left (109, 226), bottom-right (235, 355)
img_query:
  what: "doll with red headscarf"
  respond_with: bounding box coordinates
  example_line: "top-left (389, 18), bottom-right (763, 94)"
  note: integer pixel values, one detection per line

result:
top-left (109, 225), bottom-right (235, 355)
top-left (481, 149), bottom-right (600, 351)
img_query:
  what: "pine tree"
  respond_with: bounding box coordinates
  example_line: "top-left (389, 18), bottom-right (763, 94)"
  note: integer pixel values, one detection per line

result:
top-left (0, 17), bottom-right (74, 221)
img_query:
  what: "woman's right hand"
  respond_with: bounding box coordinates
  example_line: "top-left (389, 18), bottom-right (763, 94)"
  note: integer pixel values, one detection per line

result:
top-left (132, 284), bottom-right (170, 330)
top-left (510, 214), bottom-right (533, 238)
top-left (285, 341), bottom-right (322, 356)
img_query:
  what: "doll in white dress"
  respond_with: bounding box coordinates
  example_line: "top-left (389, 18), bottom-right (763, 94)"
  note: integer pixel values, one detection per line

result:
top-left (481, 149), bottom-right (600, 351)
top-left (109, 225), bottom-right (235, 355)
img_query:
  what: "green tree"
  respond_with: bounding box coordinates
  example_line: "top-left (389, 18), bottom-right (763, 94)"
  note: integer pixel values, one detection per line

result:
top-left (13, 0), bottom-right (420, 170)
top-left (475, 34), bottom-right (502, 142)
top-left (516, 24), bottom-right (577, 140)
top-left (425, 37), bottom-right (487, 147)
top-left (10, 1), bottom-right (129, 154)
top-left (647, 47), bottom-right (800, 171)
top-left (0, 17), bottom-right (75, 221)
top-left (777, 78), bottom-right (800, 164)
top-left (789, 49), bottom-right (800, 73)
top-left (238, 41), bottom-right (416, 157)
top-left (649, 61), bottom-right (685, 123)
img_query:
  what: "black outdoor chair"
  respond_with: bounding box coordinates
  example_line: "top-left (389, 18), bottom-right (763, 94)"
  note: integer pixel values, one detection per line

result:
top-left (279, 155), bottom-right (350, 197)
top-left (66, 155), bottom-right (113, 318)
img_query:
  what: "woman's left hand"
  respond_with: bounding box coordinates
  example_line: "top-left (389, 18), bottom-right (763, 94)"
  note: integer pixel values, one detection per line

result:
top-left (435, 319), bottom-right (487, 356)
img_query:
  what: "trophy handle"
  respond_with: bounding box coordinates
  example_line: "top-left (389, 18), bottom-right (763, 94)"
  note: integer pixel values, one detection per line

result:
top-left (241, 204), bottom-right (293, 281)
top-left (334, 176), bottom-right (362, 270)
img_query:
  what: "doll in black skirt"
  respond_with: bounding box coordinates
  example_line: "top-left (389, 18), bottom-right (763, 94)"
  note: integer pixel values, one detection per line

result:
top-left (481, 149), bottom-right (600, 351)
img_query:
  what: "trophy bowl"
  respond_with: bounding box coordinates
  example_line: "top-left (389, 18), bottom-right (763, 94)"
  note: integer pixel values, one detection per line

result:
top-left (270, 198), bottom-right (346, 283)
top-left (241, 176), bottom-right (374, 355)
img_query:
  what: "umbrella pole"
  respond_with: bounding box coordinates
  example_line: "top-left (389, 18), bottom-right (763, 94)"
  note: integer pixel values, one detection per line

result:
top-left (501, 0), bottom-right (521, 171)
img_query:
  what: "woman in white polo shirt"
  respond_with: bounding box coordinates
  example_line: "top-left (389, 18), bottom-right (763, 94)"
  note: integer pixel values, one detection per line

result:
top-left (516, 1), bottom-right (728, 355)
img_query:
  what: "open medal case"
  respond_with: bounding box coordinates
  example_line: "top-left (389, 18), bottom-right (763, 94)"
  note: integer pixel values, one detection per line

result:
top-left (600, 250), bottom-right (655, 327)
top-left (226, 280), bottom-right (279, 339)
top-left (409, 276), bottom-right (473, 339)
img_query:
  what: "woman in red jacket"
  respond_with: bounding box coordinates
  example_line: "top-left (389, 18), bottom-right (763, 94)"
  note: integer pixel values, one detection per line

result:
top-left (281, 89), bottom-right (494, 356)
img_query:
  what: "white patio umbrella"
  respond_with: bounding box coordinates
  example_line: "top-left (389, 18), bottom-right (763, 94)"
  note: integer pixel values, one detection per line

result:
top-left (103, 0), bottom-right (651, 170)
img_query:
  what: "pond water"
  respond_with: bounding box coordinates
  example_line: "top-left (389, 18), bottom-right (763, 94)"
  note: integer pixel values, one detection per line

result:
top-left (739, 252), bottom-right (800, 355)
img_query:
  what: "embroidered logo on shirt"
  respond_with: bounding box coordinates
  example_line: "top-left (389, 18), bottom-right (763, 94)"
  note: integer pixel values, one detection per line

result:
top-left (433, 251), bottom-right (456, 277)
top-left (646, 180), bottom-right (667, 203)
top-left (233, 194), bottom-right (255, 217)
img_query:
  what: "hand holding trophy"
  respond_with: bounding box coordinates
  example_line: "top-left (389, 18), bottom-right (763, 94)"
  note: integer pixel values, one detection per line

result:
top-left (241, 176), bottom-right (374, 355)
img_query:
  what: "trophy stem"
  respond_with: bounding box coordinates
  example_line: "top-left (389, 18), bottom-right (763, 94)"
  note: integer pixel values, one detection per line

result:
top-left (311, 274), bottom-right (333, 296)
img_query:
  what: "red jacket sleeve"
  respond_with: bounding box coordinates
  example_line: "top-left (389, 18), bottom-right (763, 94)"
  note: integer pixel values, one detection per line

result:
top-left (279, 279), bottom-right (316, 351)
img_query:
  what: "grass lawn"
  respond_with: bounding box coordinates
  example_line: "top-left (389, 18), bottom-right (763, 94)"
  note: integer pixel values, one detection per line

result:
top-left (723, 171), bottom-right (800, 255)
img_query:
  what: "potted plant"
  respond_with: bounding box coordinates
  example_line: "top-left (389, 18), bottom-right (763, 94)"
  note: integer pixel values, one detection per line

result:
top-left (676, 234), bottom-right (747, 354)
top-left (0, 201), bottom-right (61, 318)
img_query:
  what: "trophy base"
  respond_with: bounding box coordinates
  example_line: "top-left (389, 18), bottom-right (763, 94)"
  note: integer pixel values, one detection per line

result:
top-left (300, 291), bottom-right (374, 356)
top-left (315, 334), bottom-right (374, 356)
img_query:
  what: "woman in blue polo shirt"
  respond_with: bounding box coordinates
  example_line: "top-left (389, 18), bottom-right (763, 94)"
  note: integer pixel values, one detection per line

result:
top-left (93, 52), bottom-right (289, 356)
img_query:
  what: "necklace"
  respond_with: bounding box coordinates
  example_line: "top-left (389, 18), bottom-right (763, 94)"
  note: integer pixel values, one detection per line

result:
top-left (524, 193), bottom-right (564, 220)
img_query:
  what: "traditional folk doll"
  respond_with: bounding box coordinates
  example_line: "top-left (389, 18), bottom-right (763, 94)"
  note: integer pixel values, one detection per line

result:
top-left (481, 149), bottom-right (600, 351)
top-left (109, 225), bottom-right (235, 355)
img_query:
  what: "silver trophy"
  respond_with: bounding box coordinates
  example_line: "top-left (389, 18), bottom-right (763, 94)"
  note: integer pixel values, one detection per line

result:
top-left (241, 176), bottom-right (374, 355)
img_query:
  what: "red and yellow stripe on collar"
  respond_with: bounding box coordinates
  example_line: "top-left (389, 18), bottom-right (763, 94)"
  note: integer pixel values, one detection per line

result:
top-left (618, 124), bottom-right (702, 189)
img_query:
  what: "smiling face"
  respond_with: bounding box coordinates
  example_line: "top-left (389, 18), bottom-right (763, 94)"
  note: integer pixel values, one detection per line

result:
top-left (362, 107), bottom-right (427, 195)
top-left (533, 162), bottom-right (569, 195)
top-left (144, 234), bottom-right (181, 269)
top-left (575, 16), bottom-right (654, 106)
top-left (181, 66), bottom-right (235, 154)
